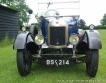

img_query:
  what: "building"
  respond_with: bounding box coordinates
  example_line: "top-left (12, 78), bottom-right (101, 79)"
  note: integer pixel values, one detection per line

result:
top-left (0, 5), bottom-right (19, 41)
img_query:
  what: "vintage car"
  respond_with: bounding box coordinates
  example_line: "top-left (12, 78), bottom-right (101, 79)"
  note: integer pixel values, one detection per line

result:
top-left (13, 9), bottom-right (102, 77)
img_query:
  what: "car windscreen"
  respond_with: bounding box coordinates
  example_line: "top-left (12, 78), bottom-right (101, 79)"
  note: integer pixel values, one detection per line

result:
top-left (37, 0), bottom-right (80, 17)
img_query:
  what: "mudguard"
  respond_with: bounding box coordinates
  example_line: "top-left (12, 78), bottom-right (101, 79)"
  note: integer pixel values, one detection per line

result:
top-left (84, 30), bottom-right (102, 49)
top-left (13, 32), bottom-right (34, 49)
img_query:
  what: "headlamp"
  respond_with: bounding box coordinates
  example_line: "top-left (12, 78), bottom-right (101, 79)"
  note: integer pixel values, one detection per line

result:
top-left (22, 27), bottom-right (26, 32)
top-left (69, 34), bottom-right (79, 45)
top-left (90, 24), bottom-right (95, 30)
top-left (34, 35), bottom-right (44, 45)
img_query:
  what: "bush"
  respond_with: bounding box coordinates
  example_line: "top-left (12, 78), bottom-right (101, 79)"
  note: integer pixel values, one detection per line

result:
top-left (0, 35), bottom-right (13, 47)
top-left (79, 25), bottom-right (106, 30)
top-left (79, 26), bottom-right (89, 30)
top-left (95, 25), bottom-right (106, 29)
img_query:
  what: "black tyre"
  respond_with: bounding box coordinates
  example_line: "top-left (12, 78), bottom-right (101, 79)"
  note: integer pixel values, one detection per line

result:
top-left (86, 49), bottom-right (99, 77)
top-left (17, 49), bottom-right (32, 76)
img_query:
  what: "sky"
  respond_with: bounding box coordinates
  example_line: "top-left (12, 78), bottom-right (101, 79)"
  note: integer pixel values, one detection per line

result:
top-left (26, 0), bottom-right (106, 25)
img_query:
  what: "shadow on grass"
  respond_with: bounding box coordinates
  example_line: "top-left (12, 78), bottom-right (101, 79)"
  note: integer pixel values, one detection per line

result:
top-left (28, 63), bottom-right (88, 79)
top-left (15, 62), bottom-right (98, 83)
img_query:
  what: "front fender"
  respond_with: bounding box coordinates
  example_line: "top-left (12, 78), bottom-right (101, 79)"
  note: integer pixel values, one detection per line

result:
top-left (13, 32), bottom-right (34, 49)
top-left (85, 30), bottom-right (102, 49)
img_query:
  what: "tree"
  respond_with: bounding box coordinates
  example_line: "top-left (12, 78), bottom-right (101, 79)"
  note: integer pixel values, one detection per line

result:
top-left (100, 14), bottom-right (106, 26)
top-left (0, 0), bottom-right (29, 29)
top-left (79, 19), bottom-right (86, 29)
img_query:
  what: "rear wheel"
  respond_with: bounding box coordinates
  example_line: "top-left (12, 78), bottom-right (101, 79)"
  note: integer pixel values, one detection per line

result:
top-left (17, 49), bottom-right (32, 76)
top-left (86, 49), bottom-right (99, 77)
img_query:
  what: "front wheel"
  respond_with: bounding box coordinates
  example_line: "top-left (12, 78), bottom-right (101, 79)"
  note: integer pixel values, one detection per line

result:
top-left (17, 49), bottom-right (32, 76)
top-left (86, 49), bottom-right (99, 77)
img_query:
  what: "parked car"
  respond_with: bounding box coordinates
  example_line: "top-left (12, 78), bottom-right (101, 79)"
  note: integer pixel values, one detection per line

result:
top-left (13, 9), bottom-right (102, 77)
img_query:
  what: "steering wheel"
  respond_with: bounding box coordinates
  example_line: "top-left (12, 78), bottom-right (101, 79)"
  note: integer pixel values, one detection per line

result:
top-left (44, 9), bottom-right (59, 17)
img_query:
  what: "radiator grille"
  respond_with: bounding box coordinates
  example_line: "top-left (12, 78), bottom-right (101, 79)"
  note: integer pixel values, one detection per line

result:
top-left (49, 27), bottom-right (65, 45)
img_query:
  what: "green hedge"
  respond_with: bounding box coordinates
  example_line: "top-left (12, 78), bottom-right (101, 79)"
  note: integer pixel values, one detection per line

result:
top-left (79, 25), bottom-right (106, 30)
top-left (0, 35), bottom-right (14, 47)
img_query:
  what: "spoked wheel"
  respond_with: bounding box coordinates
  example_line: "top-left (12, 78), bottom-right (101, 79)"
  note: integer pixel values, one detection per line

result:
top-left (17, 49), bottom-right (32, 76)
top-left (86, 49), bottom-right (99, 77)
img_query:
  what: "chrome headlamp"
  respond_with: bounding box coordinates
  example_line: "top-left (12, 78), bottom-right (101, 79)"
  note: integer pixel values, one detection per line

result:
top-left (34, 35), bottom-right (44, 45)
top-left (69, 34), bottom-right (79, 45)
top-left (90, 24), bottom-right (95, 30)
top-left (22, 27), bottom-right (26, 32)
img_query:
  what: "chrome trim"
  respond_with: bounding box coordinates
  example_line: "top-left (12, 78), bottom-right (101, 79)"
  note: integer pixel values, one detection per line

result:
top-left (48, 19), bottom-right (68, 49)
top-left (49, 45), bottom-right (67, 49)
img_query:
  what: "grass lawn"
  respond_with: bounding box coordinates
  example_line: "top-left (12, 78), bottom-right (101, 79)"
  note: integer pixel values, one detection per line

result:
top-left (0, 30), bottom-right (106, 83)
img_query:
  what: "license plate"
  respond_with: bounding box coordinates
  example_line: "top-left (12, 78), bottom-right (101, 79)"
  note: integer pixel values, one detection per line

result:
top-left (46, 60), bottom-right (69, 66)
